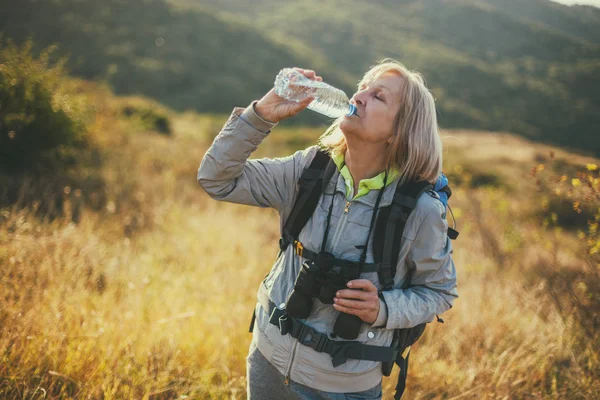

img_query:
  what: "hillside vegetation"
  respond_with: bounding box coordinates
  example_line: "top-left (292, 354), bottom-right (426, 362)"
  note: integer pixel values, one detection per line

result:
top-left (0, 0), bottom-right (344, 126)
top-left (0, 39), bottom-right (599, 399)
top-left (1, 0), bottom-right (599, 155)
top-left (172, 0), bottom-right (600, 154)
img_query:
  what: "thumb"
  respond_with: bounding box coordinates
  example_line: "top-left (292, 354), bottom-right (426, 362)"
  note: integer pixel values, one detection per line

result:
top-left (291, 96), bottom-right (314, 113)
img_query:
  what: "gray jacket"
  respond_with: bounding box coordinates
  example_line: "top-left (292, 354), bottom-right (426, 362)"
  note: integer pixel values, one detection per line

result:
top-left (197, 103), bottom-right (458, 393)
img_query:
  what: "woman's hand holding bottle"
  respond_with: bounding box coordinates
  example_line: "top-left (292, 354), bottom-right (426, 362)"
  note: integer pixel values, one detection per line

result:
top-left (254, 68), bottom-right (322, 123)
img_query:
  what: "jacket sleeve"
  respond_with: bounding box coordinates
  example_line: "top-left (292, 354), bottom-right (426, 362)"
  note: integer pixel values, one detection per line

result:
top-left (379, 199), bottom-right (459, 330)
top-left (197, 102), bottom-right (316, 214)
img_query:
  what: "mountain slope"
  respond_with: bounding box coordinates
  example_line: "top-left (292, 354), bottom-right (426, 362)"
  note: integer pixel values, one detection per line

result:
top-left (1, 0), bottom-right (598, 154)
top-left (169, 0), bottom-right (600, 155)
top-left (0, 0), bottom-right (345, 119)
top-left (477, 0), bottom-right (600, 44)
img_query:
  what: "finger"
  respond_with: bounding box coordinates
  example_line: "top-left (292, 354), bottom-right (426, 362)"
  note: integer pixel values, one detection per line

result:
top-left (293, 67), bottom-right (312, 78)
top-left (333, 303), bottom-right (363, 317)
top-left (336, 289), bottom-right (370, 301)
top-left (291, 67), bottom-right (319, 82)
top-left (334, 297), bottom-right (369, 310)
top-left (289, 95), bottom-right (313, 107)
top-left (293, 96), bottom-right (314, 110)
top-left (347, 279), bottom-right (378, 292)
top-left (296, 68), bottom-right (317, 80)
top-left (289, 96), bottom-right (314, 116)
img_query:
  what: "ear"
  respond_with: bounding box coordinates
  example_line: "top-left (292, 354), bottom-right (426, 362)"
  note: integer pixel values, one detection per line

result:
top-left (386, 136), bottom-right (393, 145)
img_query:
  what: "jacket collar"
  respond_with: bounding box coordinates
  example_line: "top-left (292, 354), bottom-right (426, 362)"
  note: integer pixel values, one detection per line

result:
top-left (330, 151), bottom-right (400, 202)
top-left (323, 169), bottom-right (401, 209)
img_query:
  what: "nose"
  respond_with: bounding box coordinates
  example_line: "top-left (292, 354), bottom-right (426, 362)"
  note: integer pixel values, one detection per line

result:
top-left (351, 89), bottom-right (367, 107)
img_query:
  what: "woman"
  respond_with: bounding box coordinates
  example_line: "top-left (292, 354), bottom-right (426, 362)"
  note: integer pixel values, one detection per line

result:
top-left (198, 59), bottom-right (458, 399)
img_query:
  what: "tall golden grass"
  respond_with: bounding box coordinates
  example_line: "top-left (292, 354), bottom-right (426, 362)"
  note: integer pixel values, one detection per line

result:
top-left (1, 82), bottom-right (599, 399)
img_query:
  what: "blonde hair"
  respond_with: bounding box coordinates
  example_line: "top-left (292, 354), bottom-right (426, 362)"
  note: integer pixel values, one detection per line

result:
top-left (318, 58), bottom-right (443, 186)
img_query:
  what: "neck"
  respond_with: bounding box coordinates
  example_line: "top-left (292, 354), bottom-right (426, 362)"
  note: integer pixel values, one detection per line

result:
top-left (344, 140), bottom-right (388, 191)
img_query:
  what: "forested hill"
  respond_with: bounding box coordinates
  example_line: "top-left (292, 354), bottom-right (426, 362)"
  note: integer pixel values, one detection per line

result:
top-left (0, 0), bottom-right (347, 122)
top-left (1, 0), bottom-right (599, 155)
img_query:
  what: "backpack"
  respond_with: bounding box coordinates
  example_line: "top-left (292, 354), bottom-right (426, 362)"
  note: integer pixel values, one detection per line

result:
top-left (258, 149), bottom-right (458, 399)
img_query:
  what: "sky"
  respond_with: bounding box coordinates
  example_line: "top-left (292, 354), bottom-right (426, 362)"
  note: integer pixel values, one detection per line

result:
top-left (551, 0), bottom-right (600, 6)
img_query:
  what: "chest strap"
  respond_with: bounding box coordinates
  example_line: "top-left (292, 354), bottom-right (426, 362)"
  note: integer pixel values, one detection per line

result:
top-left (291, 240), bottom-right (380, 273)
top-left (267, 300), bottom-right (397, 368)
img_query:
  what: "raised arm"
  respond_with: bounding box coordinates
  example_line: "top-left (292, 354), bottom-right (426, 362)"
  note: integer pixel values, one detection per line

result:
top-left (198, 103), bottom-right (305, 211)
top-left (198, 68), bottom-right (323, 212)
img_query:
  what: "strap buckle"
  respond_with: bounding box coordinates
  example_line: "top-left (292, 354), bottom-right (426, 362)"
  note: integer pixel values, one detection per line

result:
top-left (299, 325), bottom-right (327, 353)
top-left (294, 240), bottom-right (304, 257)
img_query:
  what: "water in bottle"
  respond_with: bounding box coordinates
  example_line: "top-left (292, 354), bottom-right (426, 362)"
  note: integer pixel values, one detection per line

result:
top-left (274, 68), bottom-right (357, 118)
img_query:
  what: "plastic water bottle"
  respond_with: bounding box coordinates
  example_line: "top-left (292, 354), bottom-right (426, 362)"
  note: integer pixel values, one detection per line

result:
top-left (274, 68), bottom-right (357, 118)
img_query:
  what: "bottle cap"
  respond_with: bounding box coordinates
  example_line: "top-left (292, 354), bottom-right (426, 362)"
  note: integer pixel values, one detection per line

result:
top-left (346, 104), bottom-right (357, 116)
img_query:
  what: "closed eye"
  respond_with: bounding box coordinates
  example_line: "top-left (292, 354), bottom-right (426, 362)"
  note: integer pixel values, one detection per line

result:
top-left (356, 85), bottom-right (385, 102)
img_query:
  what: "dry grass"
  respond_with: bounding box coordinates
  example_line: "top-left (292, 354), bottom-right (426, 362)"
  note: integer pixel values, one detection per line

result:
top-left (1, 83), bottom-right (598, 399)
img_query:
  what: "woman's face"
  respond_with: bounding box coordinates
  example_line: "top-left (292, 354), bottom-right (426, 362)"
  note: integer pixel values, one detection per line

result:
top-left (340, 71), bottom-right (405, 145)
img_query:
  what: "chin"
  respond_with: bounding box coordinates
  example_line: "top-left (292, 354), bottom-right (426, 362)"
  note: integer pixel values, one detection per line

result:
top-left (339, 119), bottom-right (357, 136)
top-left (340, 120), bottom-right (369, 142)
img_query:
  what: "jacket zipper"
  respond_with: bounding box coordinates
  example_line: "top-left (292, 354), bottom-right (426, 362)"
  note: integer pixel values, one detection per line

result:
top-left (284, 198), bottom-right (350, 384)
top-left (329, 200), bottom-right (351, 253)
top-left (284, 339), bottom-right (300, 384)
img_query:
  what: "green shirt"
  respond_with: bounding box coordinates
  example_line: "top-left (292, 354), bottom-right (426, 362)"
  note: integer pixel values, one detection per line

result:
top-left (331, 151), bottom-right (399, 201)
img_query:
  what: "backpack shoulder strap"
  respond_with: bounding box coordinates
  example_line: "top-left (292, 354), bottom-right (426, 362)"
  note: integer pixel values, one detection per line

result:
top-left (374, 180), bottom-right (458, 399)
top-left (279, 148), bottom-right (336, 250)
top-left (373, 180), bottom-right (433, 290)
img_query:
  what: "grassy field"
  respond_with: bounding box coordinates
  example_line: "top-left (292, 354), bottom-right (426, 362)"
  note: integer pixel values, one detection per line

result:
top-left (1, 80), bottom-right (599, 399)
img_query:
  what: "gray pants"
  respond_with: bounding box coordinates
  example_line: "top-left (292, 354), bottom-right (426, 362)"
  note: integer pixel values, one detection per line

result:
top-left (246, 341), bottom-right (383, 400)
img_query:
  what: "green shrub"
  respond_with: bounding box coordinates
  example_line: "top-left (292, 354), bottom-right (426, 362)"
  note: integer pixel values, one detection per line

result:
top-left (0, 35), bottom-right (91, 172)
top-left (121, 104), bottom-right (172, 135)
top-left (531, 154), bottom-right (600, 392)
